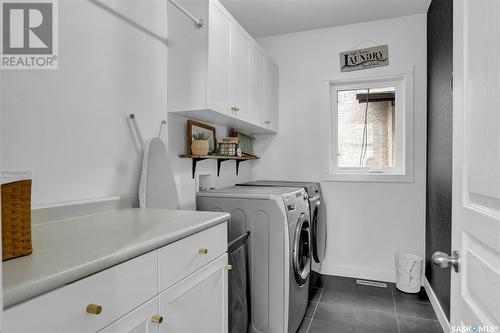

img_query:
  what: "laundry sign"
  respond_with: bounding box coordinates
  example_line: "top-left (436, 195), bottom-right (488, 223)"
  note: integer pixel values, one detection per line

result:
top-left (340, 45), bottom-right (389, 72)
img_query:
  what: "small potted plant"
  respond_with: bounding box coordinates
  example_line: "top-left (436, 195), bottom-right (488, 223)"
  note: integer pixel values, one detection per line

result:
top-left (191, 132), bottom-right (210, 156)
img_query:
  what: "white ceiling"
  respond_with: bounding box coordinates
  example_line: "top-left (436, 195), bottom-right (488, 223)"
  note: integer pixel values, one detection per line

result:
top-left (219, 0), bottom-right (431, 38)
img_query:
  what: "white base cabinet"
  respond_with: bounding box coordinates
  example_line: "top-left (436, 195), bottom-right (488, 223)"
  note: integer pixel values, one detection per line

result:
top-left (100, 298), bottom-right (160, 333)
top-left (101, 254), bottom-right (229, 333)
top-left (3, 223), bottom-right (228, 333)
top-left (3, 252), bottom-right (158, 333)
top-left (159, 254), bottom-right (228, 333)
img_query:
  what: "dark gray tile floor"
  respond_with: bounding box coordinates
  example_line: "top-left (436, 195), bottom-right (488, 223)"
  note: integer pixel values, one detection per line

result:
top-left (297, 275), bottom-right (443, 333)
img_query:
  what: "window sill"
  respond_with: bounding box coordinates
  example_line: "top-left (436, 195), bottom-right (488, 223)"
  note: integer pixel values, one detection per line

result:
top-left (322, 172), bottom-right (414, 183)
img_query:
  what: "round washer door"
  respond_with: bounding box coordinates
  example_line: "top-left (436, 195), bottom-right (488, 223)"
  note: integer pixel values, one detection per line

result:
top-left (293, 213), bottom-right (311, 286)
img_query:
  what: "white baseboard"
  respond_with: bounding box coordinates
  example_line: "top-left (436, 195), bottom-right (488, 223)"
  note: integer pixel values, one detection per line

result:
top-left (424, 277), bottom-right (451, 333)
top-left (322, 264), bottom-right (395, 283)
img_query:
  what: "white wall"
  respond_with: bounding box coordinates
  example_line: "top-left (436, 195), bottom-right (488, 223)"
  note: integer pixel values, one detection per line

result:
top-left (167, 114), bottom-right (252, 209)
top-left (254, 14), bottom-right (427, 282)
top-left (0, 0), bottom-right (249, 209)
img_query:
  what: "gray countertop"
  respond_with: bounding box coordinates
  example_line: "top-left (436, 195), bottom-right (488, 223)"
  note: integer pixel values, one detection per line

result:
top-left (3, 208), bottom-right (230, 308)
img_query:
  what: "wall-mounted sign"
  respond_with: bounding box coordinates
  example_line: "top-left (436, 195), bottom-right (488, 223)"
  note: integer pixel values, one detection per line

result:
top-left (340, 45), bottom-right (389, 72)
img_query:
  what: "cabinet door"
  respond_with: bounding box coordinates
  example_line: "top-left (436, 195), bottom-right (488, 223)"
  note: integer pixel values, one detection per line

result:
top-left (250, 43), bottom-right (265, 124)
top-left (207, 0), bottom-right (232, 115)
top-left (263, 58), bottom-right (278, 131)
top-left (100, 298), bottom-right (160, 333)
top-left (159, 254), bottom-right (228, 333)
top-left (230, 23), bottom-right (251, 120)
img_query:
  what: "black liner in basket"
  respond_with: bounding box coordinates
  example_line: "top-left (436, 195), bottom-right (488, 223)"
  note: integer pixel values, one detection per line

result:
top-left (228, 231), bottom-right (250, 333)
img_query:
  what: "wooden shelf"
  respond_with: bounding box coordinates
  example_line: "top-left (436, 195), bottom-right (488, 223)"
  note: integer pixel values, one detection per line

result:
top-left (179, 154), bottom-right (260, 178)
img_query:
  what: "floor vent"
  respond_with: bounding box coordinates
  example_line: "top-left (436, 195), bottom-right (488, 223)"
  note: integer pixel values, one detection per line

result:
top-left (356, 279), bottom-right (387, 288)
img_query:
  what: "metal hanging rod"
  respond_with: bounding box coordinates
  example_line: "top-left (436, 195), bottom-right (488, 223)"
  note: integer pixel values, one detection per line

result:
top-left (168, 0), bottom-right (204, 28)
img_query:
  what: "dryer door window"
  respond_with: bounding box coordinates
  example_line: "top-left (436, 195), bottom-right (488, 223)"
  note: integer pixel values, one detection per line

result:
top-left (293, 213), bottom-right (311, 286)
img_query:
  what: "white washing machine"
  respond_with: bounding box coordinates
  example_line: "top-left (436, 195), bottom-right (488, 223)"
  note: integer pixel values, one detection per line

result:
top-left (196, 186), bottom-right (311, 333)
top-left (237, 181), bottom-right (327, 289)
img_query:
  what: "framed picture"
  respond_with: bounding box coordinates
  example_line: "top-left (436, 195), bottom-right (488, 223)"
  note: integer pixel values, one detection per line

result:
top-left (187, 120), bottom-right (216, 154)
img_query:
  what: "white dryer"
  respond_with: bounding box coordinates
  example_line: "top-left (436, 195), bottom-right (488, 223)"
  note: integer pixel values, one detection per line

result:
top-left (236, 181), bottom-right (327, 290)
top-left (196, 186), bottom-right (311, 333)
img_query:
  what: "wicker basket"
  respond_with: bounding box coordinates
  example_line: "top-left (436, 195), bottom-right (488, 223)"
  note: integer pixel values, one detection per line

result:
top-left (1, 179), bottom-right (32, 261)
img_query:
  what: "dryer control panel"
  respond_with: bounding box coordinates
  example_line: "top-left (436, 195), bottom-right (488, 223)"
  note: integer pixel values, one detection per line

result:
top-left (284, 189), bottom-right (308, 213)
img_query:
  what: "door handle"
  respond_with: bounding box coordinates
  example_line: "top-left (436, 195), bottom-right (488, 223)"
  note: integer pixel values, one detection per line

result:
top-left (432, 250), bottom-right (460, 273)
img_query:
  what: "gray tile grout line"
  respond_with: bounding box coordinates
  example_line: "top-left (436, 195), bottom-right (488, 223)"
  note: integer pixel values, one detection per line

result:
top-left (395, 298), bottom-right (431, 305)
top-left (305, 285), bottom-right (325, 333)
top-left (392, 288), bottom-right (439, 322)
top-left (397, 314), bottom-right (441, 322)
top-left (392, 287), bottom-right (402, 333)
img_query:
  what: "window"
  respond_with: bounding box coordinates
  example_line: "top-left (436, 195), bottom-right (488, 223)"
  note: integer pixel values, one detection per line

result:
top-left (322, 68), bottom-right (413, 182)
top-left (337, 86), bottom-right (396, 168)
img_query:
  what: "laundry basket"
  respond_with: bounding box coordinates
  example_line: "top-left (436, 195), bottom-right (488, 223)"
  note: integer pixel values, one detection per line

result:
top-left (228, 231), bottom-right (250, 333)
top-left (1, 171), bottom-right (33, 261)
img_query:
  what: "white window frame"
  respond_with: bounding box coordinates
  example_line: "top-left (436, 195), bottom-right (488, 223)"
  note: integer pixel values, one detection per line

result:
top-left (321, 66), bottom-right (414, 183)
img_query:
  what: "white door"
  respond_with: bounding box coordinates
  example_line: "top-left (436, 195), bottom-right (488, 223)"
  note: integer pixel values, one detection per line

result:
top-left (207, 0), bottom-right (232, 115)
top-left (251, 43), bottom-right (265, 124)
top-left (451, 0), bottom-right (500, 330)
top-left (100, 298), bottom-right (160, 333)
top-left (263, 58), bottom-right (278, 131)
top-left (231, 23), bottom-right (251, 120)
top-left (159, 254), bottom-right (228, 333)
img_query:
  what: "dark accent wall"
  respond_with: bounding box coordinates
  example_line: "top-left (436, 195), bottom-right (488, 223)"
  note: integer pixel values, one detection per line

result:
top-left (426, 0), bottom-right (453, 320)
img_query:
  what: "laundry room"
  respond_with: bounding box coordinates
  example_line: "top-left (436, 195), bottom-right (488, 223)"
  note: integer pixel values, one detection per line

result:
top-left (1, 0), bottom-right (499, 333)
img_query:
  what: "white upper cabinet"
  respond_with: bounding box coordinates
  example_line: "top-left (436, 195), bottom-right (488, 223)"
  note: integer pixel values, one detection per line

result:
top-left (167, 0), bottom-right (278, 134)
top-left (263, 57), bottom-right (278, 131)
top-left (230, 23), bottom-right (251, 121)
top-left (207, 0), bottom-right (232, 116)
top-left (250, 43), bottom-right (265, 125)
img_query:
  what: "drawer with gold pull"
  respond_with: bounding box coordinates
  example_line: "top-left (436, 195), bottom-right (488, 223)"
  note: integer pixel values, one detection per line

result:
top-left (158, 222), bottom-right (227, 292)
top-left (100, 297), bottom-right (162, 333)
top-left (4, 251), bottom-right (158, 333)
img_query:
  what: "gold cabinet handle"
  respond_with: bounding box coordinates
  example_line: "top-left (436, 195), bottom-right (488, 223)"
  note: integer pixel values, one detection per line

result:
top-left (224, 264), bottom-right (233, 271)
top-left (86, 304), bottom-right (102, 315)
top-left (151, 314), bottom-right (164, 324)
top-left (198, 247), bottom-right (208, 254)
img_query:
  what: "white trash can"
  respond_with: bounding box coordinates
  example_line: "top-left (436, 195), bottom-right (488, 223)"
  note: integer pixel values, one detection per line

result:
top-left (395, 253), bottom-right (423, 293)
